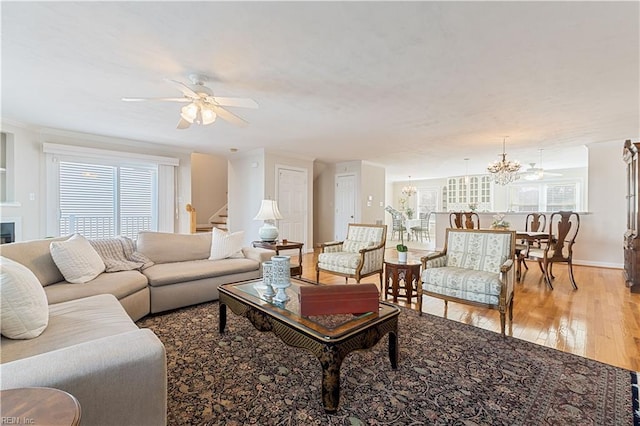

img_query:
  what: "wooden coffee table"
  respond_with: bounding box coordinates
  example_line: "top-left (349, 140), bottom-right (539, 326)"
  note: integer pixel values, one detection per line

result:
top-left (218, 277), bottom-right (400, 413)
top-left (0, 387), bottom-right (81, 426)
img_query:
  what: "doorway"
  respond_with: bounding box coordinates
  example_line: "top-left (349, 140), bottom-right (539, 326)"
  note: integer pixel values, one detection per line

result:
top-left (335, 173), bottom-right (357, 240)
top-left (276, 166), bottom-right (308, 248)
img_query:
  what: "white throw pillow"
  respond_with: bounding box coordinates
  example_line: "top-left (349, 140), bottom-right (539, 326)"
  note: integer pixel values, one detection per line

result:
top-left (0, 256), bottom-right (49, 339)
top-left (50, 234), bottom-right (105, 283)
top-left (209, 228), bottom-right (245, 260)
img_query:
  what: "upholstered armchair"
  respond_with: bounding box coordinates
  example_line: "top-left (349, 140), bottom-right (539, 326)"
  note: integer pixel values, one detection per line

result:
top-left (418, 228), bottom-right (516, 336)
top-left (316, 223), bottom-right (387, 287)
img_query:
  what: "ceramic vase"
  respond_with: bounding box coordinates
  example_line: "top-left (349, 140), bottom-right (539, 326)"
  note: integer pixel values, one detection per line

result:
top-left (256, 260), bottom-right (275, 300)
top-left (270, 255), bottom-right (291, 302)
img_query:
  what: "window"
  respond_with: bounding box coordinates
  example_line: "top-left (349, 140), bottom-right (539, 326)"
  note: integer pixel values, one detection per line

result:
top-left (44, 143), bottom-right (178, 239)
top-left (0, 132), bottom-right (16, 204)
top-left (58, 161), bottom-right (157, 239)
top-left (510, 181), bottom-right (581, 212)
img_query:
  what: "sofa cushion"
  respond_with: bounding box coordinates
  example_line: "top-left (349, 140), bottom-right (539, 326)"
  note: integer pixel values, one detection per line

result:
top-left (137, 231), bottom-right (212, 264)
top-left (421, 266), bottom-right (503, 298)
top-left (0, 256), bottom-right (49, 339)
top-left (50, 234), bottom-right (106, 284)
top-left (209, 228), bottom-right (244, 260)
top-left (0, 236), bottom-right (68, 286)
top-left (317, 252), bottom-right (361, 274)
top-left (143, 258), bottom-right (260, 287)
top-left (0, 294), bottom-right (139, 364)
top-left (44, 270), bottom-right (149, 305)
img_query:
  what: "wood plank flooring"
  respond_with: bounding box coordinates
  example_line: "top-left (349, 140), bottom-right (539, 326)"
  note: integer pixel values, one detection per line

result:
top-left (299, 249), bottom-right (640, 371)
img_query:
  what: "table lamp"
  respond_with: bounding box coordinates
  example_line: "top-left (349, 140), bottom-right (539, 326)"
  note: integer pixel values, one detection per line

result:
top-left (253, 199), bottom-right (283, 242)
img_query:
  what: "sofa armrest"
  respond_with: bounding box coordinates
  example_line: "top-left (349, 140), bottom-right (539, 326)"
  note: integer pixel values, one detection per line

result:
top-left (241, 246), bottom-right (276, 263)
top-left (420, 251), bottom-right (446, 269)
top-left (320, 241), bottom-right (344, 253)
top-left (0, 329), bottom-right (167, 426)
top-left (500, 258), bottom-right (514, 273)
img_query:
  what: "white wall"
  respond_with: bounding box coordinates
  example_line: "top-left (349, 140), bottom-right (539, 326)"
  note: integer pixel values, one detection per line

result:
top-left (0, 120), bottom-right (193, 239)
top-left (228, 149), bottom-right (265, 242)
top-left (191, 152), bottom-right (228, 225)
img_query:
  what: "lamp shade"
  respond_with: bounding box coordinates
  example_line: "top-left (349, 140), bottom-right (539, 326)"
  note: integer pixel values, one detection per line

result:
top-left (253, 200), bottom-right (283, 221)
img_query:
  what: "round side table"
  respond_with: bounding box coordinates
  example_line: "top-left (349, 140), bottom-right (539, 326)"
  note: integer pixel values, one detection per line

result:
top-left (0, 387), bottom-right (81, 426)
top-left (384, 259), bottom-right (422, 304)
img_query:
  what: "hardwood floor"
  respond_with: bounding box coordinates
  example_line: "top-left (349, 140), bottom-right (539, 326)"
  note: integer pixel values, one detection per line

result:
top-left (299, 249), bottom-right (640, 371)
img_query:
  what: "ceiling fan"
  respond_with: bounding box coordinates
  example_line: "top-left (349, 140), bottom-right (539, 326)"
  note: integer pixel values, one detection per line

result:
top-left (520, 149), bottom-right (562, 181)
top-left (122, 74), bottom-right (258, 129)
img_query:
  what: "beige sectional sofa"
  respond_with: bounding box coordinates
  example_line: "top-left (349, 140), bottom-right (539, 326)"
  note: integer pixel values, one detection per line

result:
top-left (0, 231), bottom-right (275, 426)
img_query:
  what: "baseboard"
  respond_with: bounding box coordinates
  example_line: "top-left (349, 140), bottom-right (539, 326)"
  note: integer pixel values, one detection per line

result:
top-left (572, 259), bottom-right (623, 269)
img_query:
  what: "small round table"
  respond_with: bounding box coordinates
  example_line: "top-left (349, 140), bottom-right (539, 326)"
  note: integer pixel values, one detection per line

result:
top-left (0, 387), bottom-right (81, 426)
top-left (384, 259), bottom-right (422, 303)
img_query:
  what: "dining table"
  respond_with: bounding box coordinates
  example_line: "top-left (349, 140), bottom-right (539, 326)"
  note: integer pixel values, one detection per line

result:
top-left (404, 219), bottom-right (423, 241)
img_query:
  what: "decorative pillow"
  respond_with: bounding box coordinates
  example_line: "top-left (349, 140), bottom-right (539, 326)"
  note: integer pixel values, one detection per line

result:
top-left (209, 228), bottom-right (245, 261)
top-left (342, 239), bottom-right (375, 253)
top-left (0, 256), bottom-right (49, 339)
top-left (50, 234), bottom-right (105, 283)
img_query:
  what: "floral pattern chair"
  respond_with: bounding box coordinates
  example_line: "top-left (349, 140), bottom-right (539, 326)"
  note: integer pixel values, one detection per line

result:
top-left (316, 224), bottom-right (387, 288)
top-left (418, 228), bottom-right (516, 336)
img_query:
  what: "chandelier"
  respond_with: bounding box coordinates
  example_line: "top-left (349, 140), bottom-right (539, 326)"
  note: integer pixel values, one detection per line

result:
top-left (401, 176), bottom-right (417, 197)
top-left (487, 137), bottom-right (521, 185)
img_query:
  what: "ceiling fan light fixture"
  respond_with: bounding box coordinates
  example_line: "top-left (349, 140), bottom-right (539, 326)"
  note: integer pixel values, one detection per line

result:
top-left (200, 105), bottom-right (217, 125)
top-left (180, 103), bottom-right (198, 123)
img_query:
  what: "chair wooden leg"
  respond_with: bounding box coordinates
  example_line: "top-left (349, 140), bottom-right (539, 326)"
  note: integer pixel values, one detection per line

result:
top-left (568, 261), bottom-right (578, 290)
top-left (499, 311), bottom-right (506, 336)
top-left (508, 298), bottom-right (514, 321)
top-left (522, 258), bottom-right (529, 270)
top-left (516, 257), bottom-right (522, 282)
top-left (549, 262), bottom-right (555, 279)
top-left (543, 260), bottom-right (554, 290)
top-left (316, 270), bottom-right (320, 283)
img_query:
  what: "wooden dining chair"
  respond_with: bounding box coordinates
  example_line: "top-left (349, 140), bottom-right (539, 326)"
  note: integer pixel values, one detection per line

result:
top-left (449, 212), bottom-right (480, 229)
top-left (526, 211), bottom-right (580, 290)
top-left (516, 213), bottom-right (547, 281)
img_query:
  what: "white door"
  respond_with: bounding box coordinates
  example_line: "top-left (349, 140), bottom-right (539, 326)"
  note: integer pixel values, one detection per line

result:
top-left (277, 167), bottom-right (307, 246)
top-left (335, 174), bottom-right (356, 240)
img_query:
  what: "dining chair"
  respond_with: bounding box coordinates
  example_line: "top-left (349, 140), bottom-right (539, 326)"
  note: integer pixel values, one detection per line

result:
top-left (516, 213), bottom-right (547, 281)
top-left (385, 206), bottom-right (406, 241)
top-left (526, 211), bottom-right (580, 290)
top-left (411, 211), bottom-right (433, 242)
top-left (449, 212), bottom-right (480, 229)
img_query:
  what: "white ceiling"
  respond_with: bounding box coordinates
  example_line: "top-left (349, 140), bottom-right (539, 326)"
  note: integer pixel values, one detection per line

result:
top-left (2, 1), bottom-right (638, 181)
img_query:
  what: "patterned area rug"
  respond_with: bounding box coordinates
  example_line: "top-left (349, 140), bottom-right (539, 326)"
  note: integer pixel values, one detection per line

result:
top-left (633, 371), bottom-right (640, 426)
top-left (138, 302), bottom-right (633, 425)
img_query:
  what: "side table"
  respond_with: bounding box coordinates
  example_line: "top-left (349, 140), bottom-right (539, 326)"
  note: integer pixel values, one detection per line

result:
top-left (384, 259), bottom-right (421, 303)
top-left (0, 387), bottom-right (81, 426)
top-left (251, 240), bottom-right (304, 276)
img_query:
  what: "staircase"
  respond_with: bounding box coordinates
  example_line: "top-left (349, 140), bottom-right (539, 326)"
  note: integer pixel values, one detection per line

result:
top-left (186, 203), bottom-right (228, 233)
top-left (207, 204), bottom-right (228, 231)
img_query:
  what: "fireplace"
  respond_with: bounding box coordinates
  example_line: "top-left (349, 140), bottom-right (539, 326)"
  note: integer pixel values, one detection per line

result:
top-left (1, 222), bottom-right (15, 244)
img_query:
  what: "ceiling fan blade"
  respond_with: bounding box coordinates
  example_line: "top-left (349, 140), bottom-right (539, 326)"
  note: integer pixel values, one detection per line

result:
top-left (211, 105), bottom-right (249, 127)
top-left (122, 97), bottom-right (189, 102)
top-left (176, 117), bottom-right (192, 130)
top-left (165, 78), bottom-right (199, 99)
top-left (209, 97), bottom-right (258, 109)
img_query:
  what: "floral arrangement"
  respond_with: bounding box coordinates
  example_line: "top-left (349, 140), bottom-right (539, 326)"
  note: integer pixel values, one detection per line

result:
top-left (491, 213), bottom-right (510, 229)
top-left (468, 203), bottom-right (478, 212)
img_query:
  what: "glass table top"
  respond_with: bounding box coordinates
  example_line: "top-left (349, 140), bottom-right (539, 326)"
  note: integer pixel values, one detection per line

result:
top-left (219, 278), bottom-right (399, 340)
